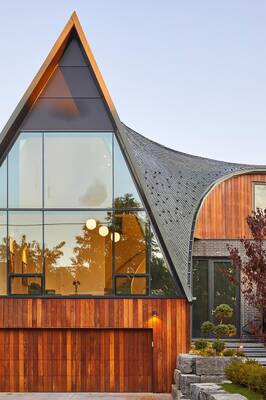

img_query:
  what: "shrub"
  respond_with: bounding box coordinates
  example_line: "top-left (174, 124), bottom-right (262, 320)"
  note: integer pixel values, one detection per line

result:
top-left (194, 339), bottom-right (209, 350)
top-left (235, 350), bottom-right (245, 357)
top-left (214, 304), bottom-right (233, 322)
top-left (214, 324), bottom-right (229, 338)
top-left (201, 321), bottom-right (215, 336)
top-left (223, 349), bottom-right (235, 357)
top-left (212, 339), bottom-right (225, 354)
top-left (225, 359), bottom-right (266, 395)
top-left (227, 324), bottom-right (237, 337)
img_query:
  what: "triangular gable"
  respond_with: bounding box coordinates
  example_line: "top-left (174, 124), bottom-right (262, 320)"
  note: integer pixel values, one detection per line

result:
top-left (0, 12), bottom-right (188, 299)
top-left (0, 12), bottom-right (121, 160)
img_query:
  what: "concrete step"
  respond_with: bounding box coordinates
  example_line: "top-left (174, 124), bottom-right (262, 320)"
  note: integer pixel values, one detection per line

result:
top-left (226, 342), bottom-right (264, 348)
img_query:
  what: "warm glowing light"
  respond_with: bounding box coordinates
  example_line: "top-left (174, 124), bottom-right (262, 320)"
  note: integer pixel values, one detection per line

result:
top-left (86, 219), bottom-right (96, 230)
top-left (99, 226), bottom-right (109, 237)
top-left (111, 232), bottom-right (120, 242)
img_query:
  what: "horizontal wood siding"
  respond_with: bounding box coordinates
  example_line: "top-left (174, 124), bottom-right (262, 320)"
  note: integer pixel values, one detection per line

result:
top-left (0, 298), bottom-right (189, 393)
top-left (195, 174), bottom-right (266, 239)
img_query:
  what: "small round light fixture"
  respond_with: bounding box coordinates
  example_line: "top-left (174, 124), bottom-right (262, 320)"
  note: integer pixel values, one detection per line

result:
top-left (99, 226), bottom-right (109, 237)
top-left (111, 232), bottom-right (120, 242)
top-left (152, 310), bottom-right (158, 318)
top-left (86, 218), bottom-right (96, 230)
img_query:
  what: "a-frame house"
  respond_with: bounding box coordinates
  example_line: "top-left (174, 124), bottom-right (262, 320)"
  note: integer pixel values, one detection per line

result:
top-left (0, 11), bottom-right (265, 393)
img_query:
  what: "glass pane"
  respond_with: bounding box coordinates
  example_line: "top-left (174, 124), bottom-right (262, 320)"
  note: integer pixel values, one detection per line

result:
top-left (0, 212), bottom-right (7, 294)
top-left (41, 67), bottom-right (100, 98)
top-left (114, 211), bottom-right (147, 274)
top-left (0, 159), bottom-right (7, 208)
top-left (213, 261), bottom-right (238, 328)
top-left (44, 133), bottom-right (112, 208)
top-left (114, 138), bottom-right (142, 208)
top-left (22, 99), bottom-right (113, 132)
top-left (44, 211), bottom-right (112, 295)
top-left (150, 229), bottom-right (178, 296)
top-left (192, 260), bottom-right (209, 337)
top-left (10, 277), bottom-right (42, 295)
top-left (115, 276), bottom-right (147, 295)
top-left (8, 133), bottom-right (42, 208)
top-left (254, 183), bottom-right (266, 209)
top-left (8, 212), bottom-right (43, 274)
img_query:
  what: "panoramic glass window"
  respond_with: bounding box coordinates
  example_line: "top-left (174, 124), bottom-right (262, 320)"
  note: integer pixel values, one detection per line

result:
top-left (8, 212), bottom-right (43, 274)
top-left (0, 130), bottom-right (179, 297)
top-left (44, 211), bottom-right (112, 295)
top-left (10, 276), bottom-right (42, 295)
top-left (0, 160), bottom-right (7, 208)
top-left (0, 212), bottom-right (7, 294)
top-left (115, 276), bottom-right (148, 296)
top-left (44, 132), bottom-right (112, 208)
top-left (254, 183), bottom-right (266, 209)
top-left (114, 138), bottom-right (142, 208)
top-left (150, 229), bottom-right (178, 296)
top-left (8, 133), bottom-right (42, 208)
top-left (114, 211), bottom-right (147, 275)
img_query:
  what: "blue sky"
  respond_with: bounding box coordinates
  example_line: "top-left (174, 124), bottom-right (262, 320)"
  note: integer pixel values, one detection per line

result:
top-left (1, 1), bottom-right (266, 164)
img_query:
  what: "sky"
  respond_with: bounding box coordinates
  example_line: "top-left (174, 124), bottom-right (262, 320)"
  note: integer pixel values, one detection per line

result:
top-left (1, 0), bottom-right (266, 164)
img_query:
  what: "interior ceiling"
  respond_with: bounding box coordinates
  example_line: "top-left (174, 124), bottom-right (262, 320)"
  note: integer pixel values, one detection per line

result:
top-left (1, 12), bottom-right (266, 301)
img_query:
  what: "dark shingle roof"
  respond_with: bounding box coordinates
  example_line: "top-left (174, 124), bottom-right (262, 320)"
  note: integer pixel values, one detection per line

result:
top-left (121, 124), bottom-right (266, 300)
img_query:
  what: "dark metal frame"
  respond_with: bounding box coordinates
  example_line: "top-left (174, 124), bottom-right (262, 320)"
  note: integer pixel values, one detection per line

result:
top-left (0, 130), bottom-right (179, 298)
top-left (192, 257), bottom-right (241, 338)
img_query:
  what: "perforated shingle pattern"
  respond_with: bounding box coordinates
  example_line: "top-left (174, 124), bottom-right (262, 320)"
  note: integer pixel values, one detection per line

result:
top-left (121, 124), bottom-right (266, 300)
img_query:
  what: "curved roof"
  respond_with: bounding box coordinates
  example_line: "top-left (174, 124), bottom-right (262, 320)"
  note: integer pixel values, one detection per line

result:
top-left (1, 12), bottom-right (266, 301)
top-left (120, 124), bottom-right (266, 300)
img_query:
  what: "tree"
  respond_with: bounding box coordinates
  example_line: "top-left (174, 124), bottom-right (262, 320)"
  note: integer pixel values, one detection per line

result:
top-left (227, 208), bottom-right (266, 333)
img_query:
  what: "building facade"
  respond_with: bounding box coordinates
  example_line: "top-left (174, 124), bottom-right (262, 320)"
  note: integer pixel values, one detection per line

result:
top-left (0, 12), bottom-right (264, 393)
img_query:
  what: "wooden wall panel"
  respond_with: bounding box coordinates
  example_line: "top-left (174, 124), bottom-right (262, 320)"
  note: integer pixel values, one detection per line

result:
top-left (0, 329), bottom-right (153, 393)
top-left (0, 298), bottom-right (189, 393)
top-left (195, 174), bottom-right (266, 239)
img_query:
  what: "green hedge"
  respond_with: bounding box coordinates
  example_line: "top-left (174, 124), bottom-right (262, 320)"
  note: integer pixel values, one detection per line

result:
top-left (225, 360), bottom-right (266, 398)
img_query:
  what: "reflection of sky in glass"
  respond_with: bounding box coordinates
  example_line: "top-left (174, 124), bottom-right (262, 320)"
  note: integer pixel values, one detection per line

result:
top-left (8, 133), bottom-right (42, 208)
top-left (44, 132), bottom-right (113, 208)
top-left (114, 138), bottom-right (142, 205)
top-left (8, 211), bottom-right (42, 246)
top-left (254, 184), bottom-right (266, 209)
top-left (44, 211), bottom-right (111, 267)
top-left (0, 160), bottom-right (7, 208)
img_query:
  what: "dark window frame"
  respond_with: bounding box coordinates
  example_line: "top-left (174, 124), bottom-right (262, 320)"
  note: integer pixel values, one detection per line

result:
top-left (192, 257), bottom-right (241, 338)
top-left (0, 130), bottom-right (180, 298)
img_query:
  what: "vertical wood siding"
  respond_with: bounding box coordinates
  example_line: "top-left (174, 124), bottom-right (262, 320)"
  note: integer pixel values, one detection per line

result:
top-left (0, 298), bottom-right (189, 393)
top-left (195, 174), bottom-right (266, 239)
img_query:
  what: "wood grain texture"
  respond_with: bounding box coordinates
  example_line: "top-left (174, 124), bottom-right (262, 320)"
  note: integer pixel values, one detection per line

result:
top-left (0, 329), bottom-right (153, 392)
top-left (0, 298), bottom-right (189, 393)
top-left (195, 174), bottom-right (266, 239)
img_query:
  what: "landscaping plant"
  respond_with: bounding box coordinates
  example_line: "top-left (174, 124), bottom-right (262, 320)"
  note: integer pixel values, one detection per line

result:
top-left (225, 359), bottom-right (266, 398)
top-left (227, 208), bottom-right (266, 342)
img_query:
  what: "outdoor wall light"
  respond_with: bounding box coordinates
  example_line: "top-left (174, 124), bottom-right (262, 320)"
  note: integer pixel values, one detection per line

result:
top-left (99, 226), bottom-right (109, 237)
top-left (86, 218), bottom-right (96, 230)
top-left (152, 310), bottom-right (158, 317)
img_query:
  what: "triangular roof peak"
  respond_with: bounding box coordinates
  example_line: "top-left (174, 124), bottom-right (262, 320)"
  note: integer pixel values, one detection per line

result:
top-left (0, 12), bottom-right (122, 159)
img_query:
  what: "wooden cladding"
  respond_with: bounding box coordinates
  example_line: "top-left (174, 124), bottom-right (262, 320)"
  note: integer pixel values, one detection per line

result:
top-left (0, 298), bottom-right (189, 393)
top-left (0, 329), bottom-right (153, 392)
top-left (195, 173), bottom-right (266, 239)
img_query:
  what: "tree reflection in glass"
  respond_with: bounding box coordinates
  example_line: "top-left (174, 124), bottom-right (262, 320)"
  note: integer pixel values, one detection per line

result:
top-left (44, 212), bottom-right (112, 295)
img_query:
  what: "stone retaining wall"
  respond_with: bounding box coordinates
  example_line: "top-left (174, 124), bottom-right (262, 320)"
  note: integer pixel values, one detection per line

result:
top-left (172, 354), bottom-right (246, 399)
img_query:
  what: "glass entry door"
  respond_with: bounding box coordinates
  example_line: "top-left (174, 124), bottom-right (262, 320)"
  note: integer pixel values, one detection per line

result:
top-left (192, 259), bottom-right (240, 338)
